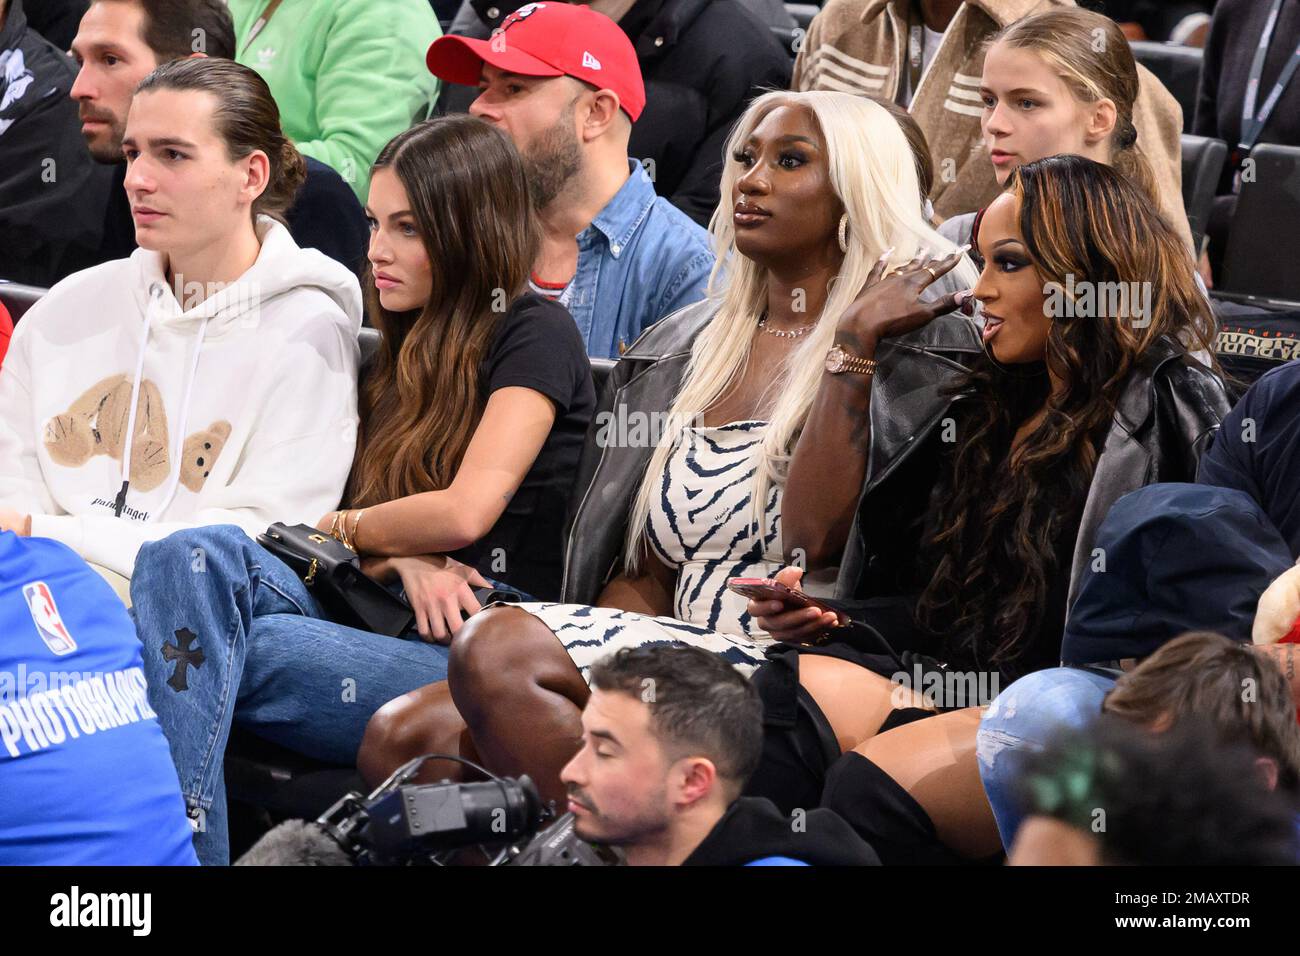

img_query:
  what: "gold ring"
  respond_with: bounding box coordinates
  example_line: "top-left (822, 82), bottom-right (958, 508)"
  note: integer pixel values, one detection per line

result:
top-left (924, 266), bottom-right (939, 280)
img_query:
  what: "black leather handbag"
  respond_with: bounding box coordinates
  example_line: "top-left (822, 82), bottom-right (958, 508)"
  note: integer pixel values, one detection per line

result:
top-left (257, 523), bottom-right (414, 637)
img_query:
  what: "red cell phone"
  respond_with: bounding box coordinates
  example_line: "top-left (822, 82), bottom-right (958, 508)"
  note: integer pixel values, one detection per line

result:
top-left (726, 577), bottom-right (852, 626)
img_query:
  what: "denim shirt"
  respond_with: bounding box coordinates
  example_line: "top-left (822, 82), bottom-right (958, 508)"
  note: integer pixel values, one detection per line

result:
top-left (566, 160), bottom-right (715, 359)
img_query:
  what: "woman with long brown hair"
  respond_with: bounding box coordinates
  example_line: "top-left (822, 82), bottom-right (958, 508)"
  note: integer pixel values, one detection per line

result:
top-left (329, 116), bottom-right (595, 616)
top-left (127, 114), bottom-right (595, 865)
top-left (745, 154), bottom-right (1229, 863)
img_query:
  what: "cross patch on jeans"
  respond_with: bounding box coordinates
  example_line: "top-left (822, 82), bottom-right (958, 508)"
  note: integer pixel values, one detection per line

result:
top-left (162, 627), bottom-right (205, 692)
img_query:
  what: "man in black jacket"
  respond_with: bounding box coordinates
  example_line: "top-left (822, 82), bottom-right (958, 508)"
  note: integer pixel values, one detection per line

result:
top-left (437, 0), bottom-right (792, 226)
top-left (1194, 0), bottom-right (1300, 281)
top-left (0, 0), bottom-right (117, 287)
top-left (560, 644), bottom-right (880, 865)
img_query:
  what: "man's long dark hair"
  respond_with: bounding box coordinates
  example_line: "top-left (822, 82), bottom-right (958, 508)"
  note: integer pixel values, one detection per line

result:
top-left (914, 156), bottom-right (1219, 677)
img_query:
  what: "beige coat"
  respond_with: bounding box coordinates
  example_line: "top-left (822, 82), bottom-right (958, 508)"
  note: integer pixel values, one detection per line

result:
top-left (794, 0), bottom-right (1193, 249)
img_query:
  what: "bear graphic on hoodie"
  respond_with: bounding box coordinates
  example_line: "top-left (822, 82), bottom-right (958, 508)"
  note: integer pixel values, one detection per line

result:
top-left (0, 215), bottom-right (363, 577)
top-left (43, 374), bottom-right (232, 494)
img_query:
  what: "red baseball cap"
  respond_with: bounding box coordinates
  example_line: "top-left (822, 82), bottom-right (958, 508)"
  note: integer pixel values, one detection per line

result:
top-left (426, 2), bottom-right (646, 122)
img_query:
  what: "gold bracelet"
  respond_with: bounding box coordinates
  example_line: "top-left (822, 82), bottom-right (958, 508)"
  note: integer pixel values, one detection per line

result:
top-left (328, 510), bottom-right (343, 542)
top-left (339, 509), bottom-right (355, 551)
top-left (349, 508), bottom-right (366, 551)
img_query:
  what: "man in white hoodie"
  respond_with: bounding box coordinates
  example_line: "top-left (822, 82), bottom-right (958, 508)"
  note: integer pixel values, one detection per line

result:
top-left (0, 57), bottom-right (361, 587)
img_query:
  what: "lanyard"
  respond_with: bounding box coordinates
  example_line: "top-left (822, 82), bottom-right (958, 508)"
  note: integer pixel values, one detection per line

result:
top-left (241, 0), bottom-right (287, 56)
top-left (1240, 0), bottom-right (1300, 154)
top-left (905, 4), bottom-right (923, 103)
top-left (908, 22), bottom-right (924, 99)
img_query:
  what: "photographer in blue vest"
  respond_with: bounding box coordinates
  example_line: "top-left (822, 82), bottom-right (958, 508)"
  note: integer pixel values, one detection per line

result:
top-left (0, 530), bottom-right (195, 864)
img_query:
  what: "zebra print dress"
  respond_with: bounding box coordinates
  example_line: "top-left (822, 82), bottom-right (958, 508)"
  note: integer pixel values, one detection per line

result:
top-left (516, 420), bottom-right (782, 677)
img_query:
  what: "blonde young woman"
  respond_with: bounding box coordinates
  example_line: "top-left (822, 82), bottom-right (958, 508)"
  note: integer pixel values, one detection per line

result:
top-left (940, 7), bottom-right (1195, 253)
top-left (358, 90), bottom-right (981, 803)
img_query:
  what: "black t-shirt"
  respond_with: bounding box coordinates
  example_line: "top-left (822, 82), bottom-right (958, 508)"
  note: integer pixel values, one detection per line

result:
top-left (447, 294), bottom-right (595, 600)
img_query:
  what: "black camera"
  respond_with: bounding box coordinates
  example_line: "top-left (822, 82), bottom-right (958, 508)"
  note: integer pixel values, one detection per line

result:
top-left (308, 755), bottom-right (620, 866)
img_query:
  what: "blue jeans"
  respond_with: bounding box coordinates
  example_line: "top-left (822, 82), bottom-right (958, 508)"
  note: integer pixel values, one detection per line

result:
top-left (975, 666), bottom-right (1117, 849)
top-left (130, 525), bottom-right (450, 865)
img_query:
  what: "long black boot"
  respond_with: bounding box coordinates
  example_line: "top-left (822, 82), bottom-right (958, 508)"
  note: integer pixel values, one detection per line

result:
top-left (821, 750), bottom-right (968, 865)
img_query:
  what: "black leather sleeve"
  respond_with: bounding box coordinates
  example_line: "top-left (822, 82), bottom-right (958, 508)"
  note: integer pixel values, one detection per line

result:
top-left (1153, 356), bottom-right (1234, 481)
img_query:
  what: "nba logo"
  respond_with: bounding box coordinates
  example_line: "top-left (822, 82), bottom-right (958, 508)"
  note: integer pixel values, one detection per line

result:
top-left (23, 581), bottom-right (77, 656)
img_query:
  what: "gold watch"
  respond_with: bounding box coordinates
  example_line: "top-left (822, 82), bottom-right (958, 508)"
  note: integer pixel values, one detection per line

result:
top-left (825, 344), bottom-right (877, 376)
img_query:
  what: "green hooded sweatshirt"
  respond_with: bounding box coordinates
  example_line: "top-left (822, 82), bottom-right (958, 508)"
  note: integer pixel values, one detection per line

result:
top-left (228, 0), bottom-right (443, 202)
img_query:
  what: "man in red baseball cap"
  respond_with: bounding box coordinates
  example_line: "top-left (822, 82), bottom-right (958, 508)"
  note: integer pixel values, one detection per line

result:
top-left (424, 1), bottom-right (713, 359)
top-left (428, 1), bottom-right (646, 123)
top-left (429, 0), bottom-right (792, 229)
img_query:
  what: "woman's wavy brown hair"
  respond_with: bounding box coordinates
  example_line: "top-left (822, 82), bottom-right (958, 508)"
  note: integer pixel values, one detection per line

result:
top-left (346, 116), bottom-right (539, 508)
top-left (915, 155), bottom-right (1218, 677)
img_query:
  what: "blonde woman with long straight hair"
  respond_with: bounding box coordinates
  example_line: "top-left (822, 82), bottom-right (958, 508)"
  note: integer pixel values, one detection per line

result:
top-left (357, 90), bottom-right (980, 805)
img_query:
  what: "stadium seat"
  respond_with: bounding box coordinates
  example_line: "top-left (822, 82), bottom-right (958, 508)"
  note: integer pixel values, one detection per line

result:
top-left (1129, 41), bottom-right (1202, 134)
top-left (591, 356), bottom-right (616, 396)
top-left (359, 326), bottom-right (381, 367)
top-left (224, 729), bottom-right (361, 852)
top-left (0, 281), bottom-right (47, 322)
top-left (1218, 143), bottom-right (1300, 306)
top-left (1212, 299), bottom-right (1300, 400)
top-left (785, 3), bottom-right (819, 30)
top-left (1180, 133), bottom-right (1227, 254)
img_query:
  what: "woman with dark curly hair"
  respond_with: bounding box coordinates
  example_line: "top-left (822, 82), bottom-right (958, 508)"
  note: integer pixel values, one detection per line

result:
top-left (746, 153), bottom-right (1230, 863)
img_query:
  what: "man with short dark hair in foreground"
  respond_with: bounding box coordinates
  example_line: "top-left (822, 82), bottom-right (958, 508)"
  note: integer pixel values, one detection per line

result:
top-left (561, 644), bottom-right (880, 866)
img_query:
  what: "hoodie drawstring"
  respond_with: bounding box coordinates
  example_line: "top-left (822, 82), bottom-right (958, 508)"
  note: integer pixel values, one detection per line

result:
top-left (115, 286), bottom-right (160, 517)
top-left (114, 282), bottom-right (211, 519)
top-left (154, 314), bottom-right (211, 515)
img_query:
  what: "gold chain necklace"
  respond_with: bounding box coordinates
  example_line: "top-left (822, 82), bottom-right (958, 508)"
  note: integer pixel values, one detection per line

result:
top-left (757, 313), bottom-right (816, 339)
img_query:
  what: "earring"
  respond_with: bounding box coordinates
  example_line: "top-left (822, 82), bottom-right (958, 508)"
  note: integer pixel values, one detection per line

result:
top-left (837, 213), bottom-right (850, 253)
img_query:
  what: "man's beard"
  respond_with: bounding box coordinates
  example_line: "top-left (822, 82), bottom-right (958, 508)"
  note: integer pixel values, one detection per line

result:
top-left (79, 108), bottom-right (127, 164)
top-left (521, 105), bottom-right (584, 210)
top-left (568, 783), bottom-right (672, 850)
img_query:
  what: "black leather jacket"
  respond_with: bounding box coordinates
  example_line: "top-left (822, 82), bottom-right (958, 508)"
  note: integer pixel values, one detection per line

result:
top-left (841, 336), bottom-right (1234, 612)
top-left (562, 299), bottom-right (717, 604)
top-left (562, 298), bottom-right (1233, 612)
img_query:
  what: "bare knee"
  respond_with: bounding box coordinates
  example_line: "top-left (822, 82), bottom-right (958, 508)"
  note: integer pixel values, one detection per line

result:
top-left (450, 607), bottom-right (537, 677)
top-left (448, 606), bottom-right (575, 713)
top-left (858, 707), bottom-right (999, 859)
